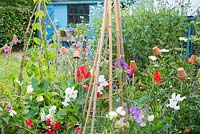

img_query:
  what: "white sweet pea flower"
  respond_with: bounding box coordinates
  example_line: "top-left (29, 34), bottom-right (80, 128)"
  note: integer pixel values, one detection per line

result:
top-left (140, 122), bottom-right (146, 127)
top-left (98, 75), bottom-right (108, 87)
top-left (148, 56), bottom-right (157, 61)
top-left (40, 110), bottom-right (46, 121)
top-left (179, 37), bottom-right (188, 42)
top-left (160, 49), bottom-right (170, 53)
top-left (62, 87), bottom-right (78, 107)
top-left (147, 115), bottom-right (154, 122)
top-left (27, 85), bottom-right (33, 94)
top-left (49, 106), bottom-right (56, 114)
top-left (107, 111), bottom-right (118, 120)
top-left (37, 96), bottom-right (44, 102)
top-left (9, 110), bottom-right (17, 116)
top-left (116, 106), bottom-right (126, 116)
top-left (166, 93), bottom-right (186, 110)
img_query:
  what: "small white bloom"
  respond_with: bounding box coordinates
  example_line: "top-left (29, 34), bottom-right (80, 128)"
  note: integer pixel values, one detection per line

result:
top-left (15, 78), bottom-right (21, 85)
top-left (179, 37), bottom-right (188, 42)
top-left (148, 56), bottom-right (157, 61)
top-left (49, 106), bottom-right (56, 114)
top-left (116, 107), bottom-right (126, 116)
top-left (108, 111), bottom-right (118, 120)
top-left (27, 85), bottom-right (33, 94)
top-left (166, 93), bottom-right (186, 110)
top-left (160, 49), bottom-right (170, 53)
top-left (40, 110), bottom-right (46, 121)
top-left (147, 115), bottom-right (154, 122)
top-left (9, 110), bottom-right (17, 116)
top-left (37, 96), bottom-right (44, 102)
top-left (140, 122), bottom-right (146, 127)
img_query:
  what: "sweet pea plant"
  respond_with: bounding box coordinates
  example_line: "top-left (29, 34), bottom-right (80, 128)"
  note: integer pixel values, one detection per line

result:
top-left (0, 0), bottom-right (200, 134)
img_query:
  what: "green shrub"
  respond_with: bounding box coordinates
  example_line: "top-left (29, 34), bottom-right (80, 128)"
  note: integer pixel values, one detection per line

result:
top-left (0, 2), bottom-right (32, 49)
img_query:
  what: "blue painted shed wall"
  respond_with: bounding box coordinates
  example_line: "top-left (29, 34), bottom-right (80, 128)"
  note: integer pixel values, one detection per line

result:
top-left (54, 5), bottom-right (68, 30)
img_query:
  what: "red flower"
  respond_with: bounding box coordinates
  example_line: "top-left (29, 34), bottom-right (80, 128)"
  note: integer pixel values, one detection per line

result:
top-left (105, 81), bottom-right (109, 89)
top-left (154, 71), bottom-right (162, 83)
top-left (26, 119), bottom-right (33, 127)
top-left (75, 127), bottom-right (81, 132)
top-left (77, 65), bottom-right (91, 82)
top-left (53, 122), bottom-right (60, 131)
top-left (83, 84), bottom-right (89, 90)
top-left (84, 72), bottom-right (91, 78)
top-left (45, 118), bottom-right (51, 126)
top-left (97, 92), bottom-right (102, 98)
top-left (46, 129), bottom-right (54, 134)
top-left (126, 66), bottom-right (135, 76)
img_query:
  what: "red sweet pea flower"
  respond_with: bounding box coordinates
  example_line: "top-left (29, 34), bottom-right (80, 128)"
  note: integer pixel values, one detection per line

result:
top-left (45, 118), bottom-right (51, 126)
top-left (83, 84), bottom-right (89, 90)
top-left (84, 72), bottom-right (91, 78)
top-left (97, 92), bottom-right (102, 98)
top-left (77, 65), bottom-right (91, 82)
top-left (154, 71), bottom-right (162, 83)
top-left (54, 122), bottom-right (61, 131)
top-left (46, 129), bottom-right (54, 134)
top-left (75, 127), bottom-right (81, 132)
top-left (126, 66), bottom-right (135, 76)
top-left (26, 119), bottom-right (33, 127)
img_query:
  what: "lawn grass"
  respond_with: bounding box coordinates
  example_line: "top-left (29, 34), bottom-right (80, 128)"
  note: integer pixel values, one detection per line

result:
top-left (0, 53), bottom-right (21, 90)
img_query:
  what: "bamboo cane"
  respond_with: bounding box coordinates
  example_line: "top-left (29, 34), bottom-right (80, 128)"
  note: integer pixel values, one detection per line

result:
top-left (114, 0), bottom-right (124, 106)
top-left (108, 0), bottom-right (113, 112)
top-left (83, 0), bottom-right (108, 133)
top-left (83, 41), bottom-right (100, 117)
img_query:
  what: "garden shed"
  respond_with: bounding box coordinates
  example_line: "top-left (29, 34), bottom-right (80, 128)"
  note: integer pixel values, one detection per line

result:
top-left (46, 0), bottom-right (104, 39)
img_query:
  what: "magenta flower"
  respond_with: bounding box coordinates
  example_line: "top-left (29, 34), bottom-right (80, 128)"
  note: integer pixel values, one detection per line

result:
top-left (4, 45), bottom-right (10, 53)
top-left (12, 36), bottom-right (18, 45)
top-left (6, 105), bottom-right (12, 111)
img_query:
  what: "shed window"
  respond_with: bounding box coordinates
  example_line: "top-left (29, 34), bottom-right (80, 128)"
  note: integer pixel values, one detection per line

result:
top-left (68, 4), bottom-right (89, 24)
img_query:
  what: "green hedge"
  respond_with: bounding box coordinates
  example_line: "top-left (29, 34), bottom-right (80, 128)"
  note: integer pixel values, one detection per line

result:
top-left (0, 5), bottom-right (32, 49)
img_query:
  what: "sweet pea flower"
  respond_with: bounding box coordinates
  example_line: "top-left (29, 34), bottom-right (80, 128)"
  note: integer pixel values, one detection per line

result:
top-left (154, 71), bottom-right (162, 83)
top-left (130, 107), bottom-right (143, 124)
top-left (6, 105), bottom-right (12, 111)
top-left (37, 96), bottom-right (44, 102)
top-left (107, 111), bottom-right (118, 120)
top-left (148, 56), bottom-right (157, 61)
top-left (116, 106), bottom-right (126, 116)
top-left (179, 37), bottom-right (188, 42)
top-left (12, 36), bottom-right (19, 45)
top-left (9, 110), bottom-right (17, 116)
top-left (26, 119), bottom-right (33, 127)
top-left (166, 93), bottom-right (186, 110)
top-left (3, 45), bottom-right (10, 53)
top-left (147, 115), bottom-right (154, 122)
top-left (160, 49), bottom-right (170, 53)
top-left (27, 85), bottom-right (33, 94)
top-left (114, 58), bottom-right (128, 68)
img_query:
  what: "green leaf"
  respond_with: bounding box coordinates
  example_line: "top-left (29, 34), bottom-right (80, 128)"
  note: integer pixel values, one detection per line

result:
top-left (33, 0), bottom-right (37, 4)
top-left (2, 116), bottom-right (9, 124)
top-left (33, 37), bottom-right (41, 45)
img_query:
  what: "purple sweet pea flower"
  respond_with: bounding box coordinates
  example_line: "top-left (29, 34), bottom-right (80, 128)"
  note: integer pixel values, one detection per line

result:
top-left (119, 117), bottom-right (125, 126)
top-left (6, 105), bottom-right (12, 111)
top-left (12, 36), bottom-right (18, 45)
top-left (4, 45), bottom-right (10, 53)
top-left (112, 83), bottom-right (116, 89)
top-left (130, 107), bottom-right (143, 124)
top-left (114, 58), bottom-right (128, 68)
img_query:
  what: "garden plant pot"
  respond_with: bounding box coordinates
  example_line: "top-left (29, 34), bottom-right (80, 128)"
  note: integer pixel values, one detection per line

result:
top-left (61, 47), bottom-right (68, 55)
top-left (152, 47), bottom-right (161, 56)
top-left (73, 49), bottom-right (80, 59)
top-left (177, 67), bottom-right (187, 80)
top-left (188, 55), bottom-right (196, 64)
top-left (130, 60), bottom-right (137, 71)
